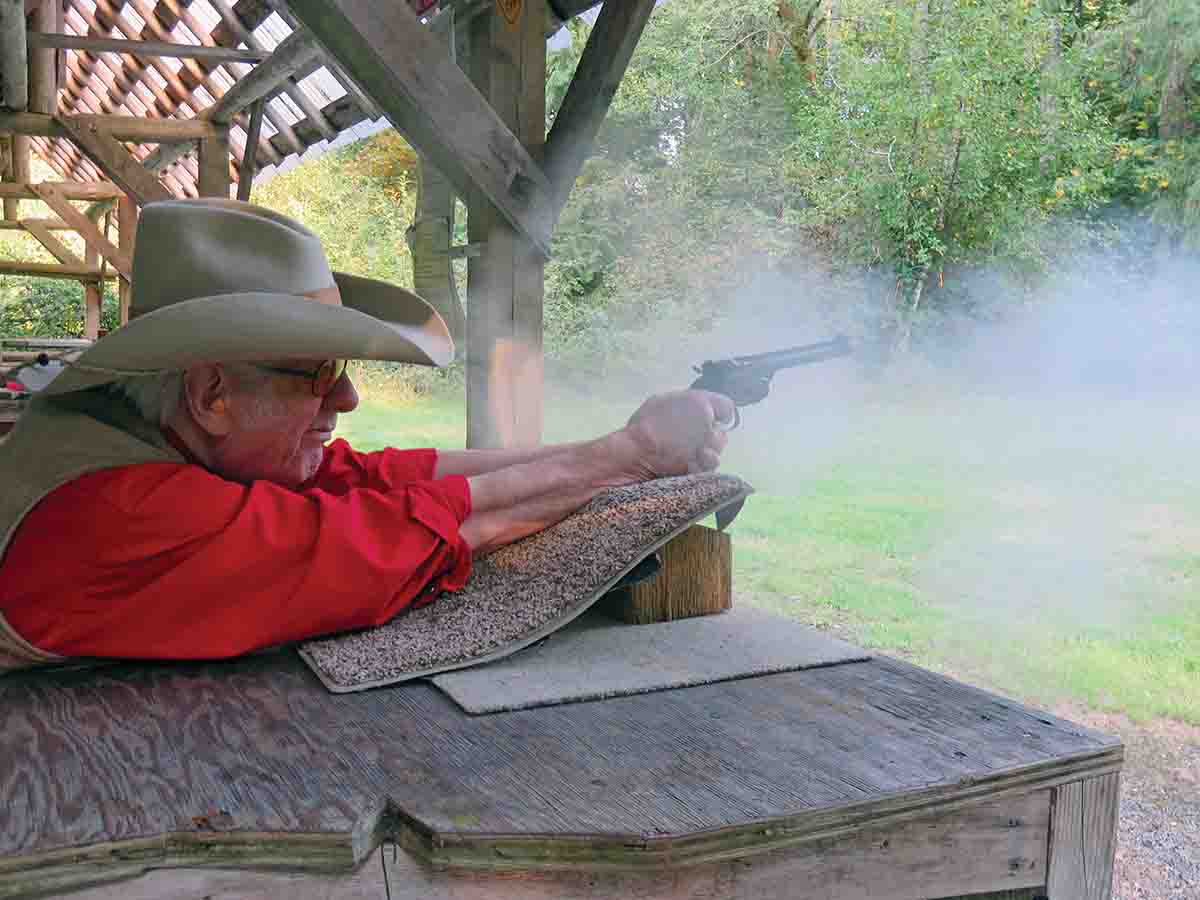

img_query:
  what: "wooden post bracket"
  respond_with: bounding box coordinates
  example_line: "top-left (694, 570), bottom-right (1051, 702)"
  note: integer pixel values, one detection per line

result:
top-left (286, 0), bottom-right (555, 258)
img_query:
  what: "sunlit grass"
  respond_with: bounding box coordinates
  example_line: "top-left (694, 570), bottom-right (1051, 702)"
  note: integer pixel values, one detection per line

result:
top-left (335, 387), bottom-right (1200, 724)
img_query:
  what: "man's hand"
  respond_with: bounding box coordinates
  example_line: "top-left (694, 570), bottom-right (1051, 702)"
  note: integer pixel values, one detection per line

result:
top-left (618, 390), bottom-right (734, 481)
top-left (459, 390), bottom-right (733, 553)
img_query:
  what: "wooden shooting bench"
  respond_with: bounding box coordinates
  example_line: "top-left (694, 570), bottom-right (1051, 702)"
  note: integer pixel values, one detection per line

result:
top-left (0, 637), bottom-right (1123, 900)
top-left (0, 0), bottom-right (1122, 897)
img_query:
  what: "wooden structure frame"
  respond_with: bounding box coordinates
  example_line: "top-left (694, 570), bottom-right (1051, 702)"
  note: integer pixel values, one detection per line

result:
top-left (0, 1), bottom-right (1124, 898)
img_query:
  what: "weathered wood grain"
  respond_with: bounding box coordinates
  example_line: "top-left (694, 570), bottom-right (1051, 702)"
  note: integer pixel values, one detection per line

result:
top-left (0, 112), bottom-right (222, 142)
top-left (286, 0), bottom-right (555, 257)
top-left (0, 655), bottom-right (1119, 897)
top-left (464, 0), bottom-right (547, 446)
top-left (600, 524), bottom-right (732, 623)
top-left (25, 32), bottom-right (269, 64)
top-left (55, 794), bottom-right (1050, 900)
top-left (1046, 773), bottom-right (1120, 900)
top-left (197, 131), bottom-right (231, 198)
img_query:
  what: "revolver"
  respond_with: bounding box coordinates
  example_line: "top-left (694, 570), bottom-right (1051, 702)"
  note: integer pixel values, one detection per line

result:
top-left (690, 335), bottom-right (852, 429)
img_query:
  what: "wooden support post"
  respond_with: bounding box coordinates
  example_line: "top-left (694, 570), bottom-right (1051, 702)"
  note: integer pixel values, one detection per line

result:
top-left (408, 15), bottom-right (466, 349)
top-left (465, 0), bottom-right (546, 448)
top-left (236, 99), bottom-right (265, 202)
top-left (5, 134), bottom-right (30, 219)
top-left (27, 0), bottom-right (56, 115)
top-left (599, 524), bottom-right (733, 624)
top-left (0, 0), bottom-right (29, 111)
top-left (197, 129), bottom-right (231, 197)
top-left (83, 241), bottom-right (101, 341)
top-left (116, 195), bottom-right (134, 323)
top-left (1046, 773), bottom-right (1120, 900)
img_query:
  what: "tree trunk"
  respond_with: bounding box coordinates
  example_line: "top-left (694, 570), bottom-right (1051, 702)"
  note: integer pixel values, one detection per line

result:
top-left (1039, 7), bottom-right (1062, 176)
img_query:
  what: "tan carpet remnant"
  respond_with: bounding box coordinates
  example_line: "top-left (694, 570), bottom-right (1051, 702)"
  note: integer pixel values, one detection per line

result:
top-left (300, 472), bottom-right (753, 692)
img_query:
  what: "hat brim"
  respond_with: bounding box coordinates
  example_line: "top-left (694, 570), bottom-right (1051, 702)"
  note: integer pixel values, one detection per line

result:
top-left (41, 278), bottom-right (453, 396)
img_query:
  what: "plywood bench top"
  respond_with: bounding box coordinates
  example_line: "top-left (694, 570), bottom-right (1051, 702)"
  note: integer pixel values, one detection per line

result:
top-left (0, 650), bottom-right (1121, 893)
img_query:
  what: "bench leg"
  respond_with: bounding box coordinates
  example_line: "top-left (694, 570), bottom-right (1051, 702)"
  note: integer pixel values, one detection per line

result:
top-left (1045, 773), bottom-right (1121, 900)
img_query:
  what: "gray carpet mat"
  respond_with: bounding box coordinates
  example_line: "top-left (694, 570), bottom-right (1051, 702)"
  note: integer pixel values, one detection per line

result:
top-left (432, 605), bottom-right (871, 714)
top-left (300, 473), bottom-right (753, 693)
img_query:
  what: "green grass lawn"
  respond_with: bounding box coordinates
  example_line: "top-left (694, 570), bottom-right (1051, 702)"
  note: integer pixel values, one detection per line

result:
top-left (336, 387), bottom-right (1200, 725)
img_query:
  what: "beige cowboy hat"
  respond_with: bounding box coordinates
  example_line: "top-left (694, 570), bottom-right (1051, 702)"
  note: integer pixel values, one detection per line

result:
top-left (41, 198), bottom-right (453, 396)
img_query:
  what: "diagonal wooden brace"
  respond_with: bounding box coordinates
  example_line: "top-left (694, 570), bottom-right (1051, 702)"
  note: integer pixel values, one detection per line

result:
top-left (54, 115), bottom-right (173, 207)
top-left (31, 183), bottom-right (132, 280)
top-left (286, 0), bottom-right (555, 258)
top-left (20, 218), bottom-right (83, 267)
top-left (543, 0), bottom-right (656, 222)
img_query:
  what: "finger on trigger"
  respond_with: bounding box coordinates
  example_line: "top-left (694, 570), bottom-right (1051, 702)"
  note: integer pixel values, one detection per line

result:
top-left (707, 391), bottom-right (735, 424)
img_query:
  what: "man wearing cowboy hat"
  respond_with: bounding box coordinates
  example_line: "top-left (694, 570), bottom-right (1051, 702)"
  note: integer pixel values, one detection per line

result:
top-left (0, 199), bottom-right (731, 672)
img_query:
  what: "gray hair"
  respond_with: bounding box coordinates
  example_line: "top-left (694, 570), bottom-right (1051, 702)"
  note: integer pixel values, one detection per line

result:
top-left (108, 371), bottom-right (184, 426)
top-left (108, 363), bottom-right (274, 426)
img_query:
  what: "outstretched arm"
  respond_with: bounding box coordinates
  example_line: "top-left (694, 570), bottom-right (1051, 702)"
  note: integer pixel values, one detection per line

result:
top-left (459, 391), bottom-right (732, 553)
top-left (433, 442), bottom-right (589, 479)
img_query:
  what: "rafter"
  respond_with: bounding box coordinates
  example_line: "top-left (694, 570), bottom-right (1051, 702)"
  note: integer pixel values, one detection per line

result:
top-left (0, 112), bottom-right (224, 142)
top-left (26, 32), bottom-right (270, 64)
top-left (287, 0), bottom-right (554, 256)
top-left (54, 116), bottom-right (173, 207)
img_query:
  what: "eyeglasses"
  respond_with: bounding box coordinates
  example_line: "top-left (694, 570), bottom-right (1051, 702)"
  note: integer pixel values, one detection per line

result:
top-left (252, 359), bottom-right (349, 397)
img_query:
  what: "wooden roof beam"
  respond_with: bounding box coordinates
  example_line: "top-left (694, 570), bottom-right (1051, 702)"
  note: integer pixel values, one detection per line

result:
top-left (203, 0), bottom-right (338, 143)
top-left (287, 0), bottom-right (554, 256)
top-left (0, 111), bottom-right (224, 142)
top-left (89, 0), bottom-right (197, 111)
top-left (260, 0), bottom-right (382, 121)
top-left (0, 258), bottom-right (114, 280)
top-left (141, 28), bottom-right (322, 174)
top-left (543, 0), bottom-right (655, 220)
top-left (27, 31), bottom-right (270, 64)
top-left (54, 115), bottom-right (173, 207)
top-left (153, 0), bottom-right (306, 155)
top-left (1, 0), bottom-right (29, 110)
top-left (62, 7), bottom-right (162, 115)
top-left (0, 181), bottom-right (124, 200)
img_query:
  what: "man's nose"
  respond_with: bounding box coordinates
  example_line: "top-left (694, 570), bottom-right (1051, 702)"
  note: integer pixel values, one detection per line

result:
top-left (325, 370), bottom-right (359, 413)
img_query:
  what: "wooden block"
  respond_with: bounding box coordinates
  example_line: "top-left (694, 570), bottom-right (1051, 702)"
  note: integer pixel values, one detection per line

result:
top-left (599, 524), bottom-right (732, 624)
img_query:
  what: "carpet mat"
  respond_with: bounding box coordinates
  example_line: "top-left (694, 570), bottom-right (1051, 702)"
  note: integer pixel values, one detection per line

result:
top-left (300, 472), bottom-right (753, 693)
top-left (432, 605), bottom-right (870, 714)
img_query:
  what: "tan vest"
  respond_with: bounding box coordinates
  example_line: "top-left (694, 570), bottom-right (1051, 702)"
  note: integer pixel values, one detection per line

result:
top-left (0, 389), bottom-right (183, 671)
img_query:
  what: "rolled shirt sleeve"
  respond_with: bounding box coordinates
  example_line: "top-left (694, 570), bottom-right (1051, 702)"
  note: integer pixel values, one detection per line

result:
top-left (0, 445), bottom-right (474, 661)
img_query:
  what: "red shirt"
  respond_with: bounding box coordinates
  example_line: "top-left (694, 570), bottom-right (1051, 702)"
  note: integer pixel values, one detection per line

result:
top-left (0, 439), bottom-right (472, 661)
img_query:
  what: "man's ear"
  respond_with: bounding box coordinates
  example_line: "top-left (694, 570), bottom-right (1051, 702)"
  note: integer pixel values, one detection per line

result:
top-left (181, 364), bottom-right (236, 437)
